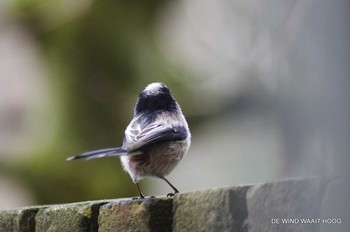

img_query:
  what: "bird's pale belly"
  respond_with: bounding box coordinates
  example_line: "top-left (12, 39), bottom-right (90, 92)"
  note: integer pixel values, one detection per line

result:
top-left (120, 140), bottom-right (189, 182)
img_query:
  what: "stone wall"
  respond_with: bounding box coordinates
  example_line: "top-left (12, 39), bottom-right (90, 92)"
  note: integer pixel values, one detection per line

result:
top-left (0, 177), bottom-right (346, 232)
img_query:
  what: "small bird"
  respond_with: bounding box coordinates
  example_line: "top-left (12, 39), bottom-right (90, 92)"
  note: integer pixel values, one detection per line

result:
top-left (67, 82), bottom-right (191, 198)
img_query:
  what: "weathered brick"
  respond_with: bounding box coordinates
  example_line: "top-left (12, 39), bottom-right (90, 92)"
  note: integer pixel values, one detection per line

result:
top-left (98, 197), bottom-right (173, 232)
top-left (173, 186), bottom-right (250, 232)
top-left (0, 206), bottom-right (43, 232)
top-left (35, 200), bottom-right (108, 232)
top-left (246, 178), bottom-right (324, 232)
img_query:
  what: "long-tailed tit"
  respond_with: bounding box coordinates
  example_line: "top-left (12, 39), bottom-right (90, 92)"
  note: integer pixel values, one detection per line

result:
top-left (67, 82), bottom-right (191, 198)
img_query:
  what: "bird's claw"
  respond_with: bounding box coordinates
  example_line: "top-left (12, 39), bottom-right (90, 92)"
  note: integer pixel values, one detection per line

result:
top-left (167, 192), bottom-right (176, 197)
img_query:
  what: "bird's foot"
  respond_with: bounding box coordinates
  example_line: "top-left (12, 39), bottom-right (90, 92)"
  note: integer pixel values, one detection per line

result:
top-left (166, 192), bottom-right (179, 197)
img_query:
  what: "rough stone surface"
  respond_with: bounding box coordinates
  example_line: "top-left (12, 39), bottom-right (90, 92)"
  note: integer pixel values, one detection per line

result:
top-left (98, 197), bottom-right (173, 232)
top-left (0, 206), bottom-right (43, 232)
top-left (35, 200), bottom-right (108, 232)
top-left (173, 186), bottom-right (251, 232)
top-left (0, 177), bottom-right (344, 232)
top-left (246, 178), bottom-right (325, 232)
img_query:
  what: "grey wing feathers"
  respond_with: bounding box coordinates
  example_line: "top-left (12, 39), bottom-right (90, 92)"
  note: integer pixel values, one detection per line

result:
top-left (125, 123), bottom-right (188, 152)
top-left (68, 116), bottom-right (188, 161)
top-left (67, 147), bottom-right (126, 161)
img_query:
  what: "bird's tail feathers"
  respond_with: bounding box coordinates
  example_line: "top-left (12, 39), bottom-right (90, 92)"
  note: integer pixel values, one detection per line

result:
top-left (67, 147), bottom-right (127, 161)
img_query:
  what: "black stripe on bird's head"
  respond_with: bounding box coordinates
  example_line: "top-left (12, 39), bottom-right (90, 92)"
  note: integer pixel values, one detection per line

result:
top-left (134, 82), bottom-right (178, 115)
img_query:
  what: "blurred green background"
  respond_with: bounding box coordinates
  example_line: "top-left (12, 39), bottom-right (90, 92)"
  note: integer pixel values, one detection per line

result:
top-left (1, 0), bottom-right (194, 205)
top-left (1, 0), bottom-right (350, 210)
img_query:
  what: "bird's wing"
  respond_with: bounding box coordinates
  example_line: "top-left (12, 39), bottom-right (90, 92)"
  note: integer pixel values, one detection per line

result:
top-left (123, 117), bottom-right (188, 153)
top-left (68, 114), bottom-right (189, 161)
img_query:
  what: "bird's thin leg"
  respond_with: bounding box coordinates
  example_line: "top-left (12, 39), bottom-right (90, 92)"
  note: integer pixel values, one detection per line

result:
top-left (161, 177), bottom-right (179, 197)
top-left (135, 183), bottom-right (145, 199)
